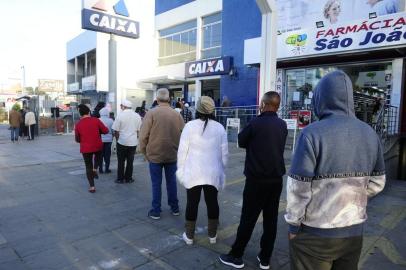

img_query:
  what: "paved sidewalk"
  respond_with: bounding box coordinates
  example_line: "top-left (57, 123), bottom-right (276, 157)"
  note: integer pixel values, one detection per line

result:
top-left (0, 125), bottom-right (405, 270)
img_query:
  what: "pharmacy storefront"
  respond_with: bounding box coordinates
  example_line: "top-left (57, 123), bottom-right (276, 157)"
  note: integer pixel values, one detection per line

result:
top-left (274, 0), bottom-right (405, 128)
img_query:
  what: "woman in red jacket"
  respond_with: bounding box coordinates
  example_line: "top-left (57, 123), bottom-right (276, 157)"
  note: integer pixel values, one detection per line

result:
top-left (75, 104), bottom-right (109, 193)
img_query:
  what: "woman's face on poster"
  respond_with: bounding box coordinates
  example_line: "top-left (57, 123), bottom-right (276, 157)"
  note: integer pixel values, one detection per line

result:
top-left (328, 1), bottom-right (341, 21)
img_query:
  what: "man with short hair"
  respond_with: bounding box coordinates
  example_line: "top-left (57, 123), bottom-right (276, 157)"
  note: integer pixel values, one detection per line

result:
top-left (285, 70), bottom-right (386, 270)
top-left (139, 88), bottom-right (184, 220)
top-left (112, 100), bottom-right (142, 184)
top-left (220, 91), bottom-right (287, 270)
top-left (9, 105), bottom-right (22, 143)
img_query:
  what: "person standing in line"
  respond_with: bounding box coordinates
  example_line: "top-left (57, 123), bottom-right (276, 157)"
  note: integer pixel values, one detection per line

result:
top-left (139, 88), bottom-right (185, 220)
top-left (9, 105), bottom-right (22, 143)
top-left (180, 103), bottom-right (193, 123)
top-left (75, 104), bottom-right (109, 193)
top-left (19, 108), bottom-right (26, 139)
top-left (285, 71), bottom-right (386, 270)
top-left (112, 100), bottom-right (142, 184)
top-left (98, 107), bottom-right (114, 174)
top-left (177, 96), bottom-right (228, 245)
top-left (25, 108), bottom-right (36, 140)
top-left (219, 92), bottom-right (287, 270)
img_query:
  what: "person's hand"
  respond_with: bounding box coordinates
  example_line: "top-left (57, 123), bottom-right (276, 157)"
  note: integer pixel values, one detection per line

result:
top-left (288, 233), bottom-right (297, 240)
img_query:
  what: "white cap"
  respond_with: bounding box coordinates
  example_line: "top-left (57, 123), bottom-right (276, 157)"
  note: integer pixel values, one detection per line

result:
top-left (121, 99), bottom-right (132, 108)
top-left (184, 103), bottom-right (189, 108)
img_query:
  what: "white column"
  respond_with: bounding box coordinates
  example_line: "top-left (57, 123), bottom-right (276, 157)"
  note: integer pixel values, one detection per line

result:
top-left (196, 17), bottom-right (203, 60)
top-left (195, 79), bottom-right (202, 104)
top-left (256, 0), bottom-right (278, 103)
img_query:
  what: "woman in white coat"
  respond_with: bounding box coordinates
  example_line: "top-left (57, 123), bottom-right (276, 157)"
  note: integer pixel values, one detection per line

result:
top-left (176, 96), bottom-right (228, 245)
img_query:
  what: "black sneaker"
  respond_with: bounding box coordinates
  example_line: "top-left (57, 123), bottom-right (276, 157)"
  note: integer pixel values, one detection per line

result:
top-left (148, 210), bottom-right (160, 220)
top-left (219, 254), bottom-right (244, 269)
top-left (257, 256), bottom-right (270, 270)
top-left (125, 178), bottom-right (135, 183)
top-left (115, 179), bottom-right (124, 184)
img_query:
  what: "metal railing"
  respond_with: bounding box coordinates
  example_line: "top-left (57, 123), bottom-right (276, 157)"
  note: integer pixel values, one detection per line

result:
top-left (373, 105), bottom-right (399, 140)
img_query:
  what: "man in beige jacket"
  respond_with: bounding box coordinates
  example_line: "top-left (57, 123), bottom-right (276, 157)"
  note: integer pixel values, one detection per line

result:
top-left (9, 105), bottom-right (22, 142)
top-left (139, 88), bottom-right (184, 220)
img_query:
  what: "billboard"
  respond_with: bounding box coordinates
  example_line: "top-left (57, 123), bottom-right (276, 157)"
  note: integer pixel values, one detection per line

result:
top-left (81, 0), bottom-right (140, 39)
top-left (276, 0), bottom-right (405, 34)
top-left (38, 80), bottom-right (64, 93)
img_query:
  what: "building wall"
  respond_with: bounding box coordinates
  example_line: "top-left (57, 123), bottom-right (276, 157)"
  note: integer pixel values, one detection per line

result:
top-left (155, 0), bottom-right (195, 15)
top-left (220, 0), bottom-right (261, 106)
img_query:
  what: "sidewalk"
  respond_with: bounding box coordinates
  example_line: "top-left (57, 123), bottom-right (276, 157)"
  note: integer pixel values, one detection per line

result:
top-left (0, 126), bottom-right (405, 270)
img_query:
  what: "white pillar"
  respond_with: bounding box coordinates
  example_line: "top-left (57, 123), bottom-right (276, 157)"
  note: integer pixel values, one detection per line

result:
top-left (256, 0), bottom-right (278, 103)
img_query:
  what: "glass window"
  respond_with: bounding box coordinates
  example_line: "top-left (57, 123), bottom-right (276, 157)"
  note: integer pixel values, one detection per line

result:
top-left (201, 12), bottom-right (222, 59)
top-left (158, 20), bottom-right (197, 66)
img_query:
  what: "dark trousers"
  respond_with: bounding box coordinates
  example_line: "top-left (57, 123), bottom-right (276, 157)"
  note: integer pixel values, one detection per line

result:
top-left (289, 232), bottom-right (363, 270)
top-left (186, 185), bottom-right (219, 221)
top-left (27, 124), bottom-right (35, 140)
top-left (116, 143), bottom-right (136, 181)
top-left (230, 179), bottom-right (283, 262)
top-left (82, 151), bottom-right (102, 187)
top-left (98, 142), bottom-right (112, 172)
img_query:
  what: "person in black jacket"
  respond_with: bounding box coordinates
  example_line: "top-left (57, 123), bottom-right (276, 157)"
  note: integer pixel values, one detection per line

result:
top-left (219, 91), bottom-right (288, 270)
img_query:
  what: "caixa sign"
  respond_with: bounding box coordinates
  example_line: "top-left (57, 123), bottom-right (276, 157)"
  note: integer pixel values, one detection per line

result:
top-left (185, 57), bottom-right (232, 78)
top-left (82, 0), bottom-right (139, 39)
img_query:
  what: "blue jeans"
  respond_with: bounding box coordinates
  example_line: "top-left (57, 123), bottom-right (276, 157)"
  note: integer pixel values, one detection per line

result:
top-left (149, 162), bottom-right (179, 213)
top-left (10, 127), bottom-right (19, 141)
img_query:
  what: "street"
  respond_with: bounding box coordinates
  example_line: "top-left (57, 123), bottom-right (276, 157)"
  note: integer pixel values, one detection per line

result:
top-left (0, 125), bottom-right (405, 270)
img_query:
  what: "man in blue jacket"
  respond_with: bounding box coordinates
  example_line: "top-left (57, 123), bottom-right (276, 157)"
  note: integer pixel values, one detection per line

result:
top-left (220, 91), bottom-right (288, 269)
top-left (285, 70), bottom-right (386, 270)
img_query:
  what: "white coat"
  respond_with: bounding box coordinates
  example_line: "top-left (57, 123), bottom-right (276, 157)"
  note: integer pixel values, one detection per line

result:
top-left (176, 119), bottom-right (228, 190)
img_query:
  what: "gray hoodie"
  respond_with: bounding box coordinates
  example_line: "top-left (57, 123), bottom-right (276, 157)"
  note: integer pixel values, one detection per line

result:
top-left (285, 70), bottom-right (386, 237)
top-left (99, 108), bottom-right (114, 143)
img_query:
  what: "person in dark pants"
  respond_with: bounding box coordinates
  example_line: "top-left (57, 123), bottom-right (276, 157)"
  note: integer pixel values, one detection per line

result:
top-left (112, 100), bottom-right (142, 184)
top-left (285, 71), bottom-right (386, 270)
top-left (176, 96), bottom-right (228, 245)
top-left (99, 108), bottom-right (114, 173)
top-left (219, 92), bottom-right (287, 270)
top-left (75, 104), bottom-right (108, 193)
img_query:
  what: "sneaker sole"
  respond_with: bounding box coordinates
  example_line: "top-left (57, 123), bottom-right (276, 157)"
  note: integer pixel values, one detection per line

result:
top-left (172, 212), bottom-right (180, 216)
top-left (257, 256), bottom-right (270, 270)
top-left (182, 233), bottom-right (193, 245)
top-left (219, 257), bottom-right (244, 269)
top-left (148, 214), bottom-right (160, 220)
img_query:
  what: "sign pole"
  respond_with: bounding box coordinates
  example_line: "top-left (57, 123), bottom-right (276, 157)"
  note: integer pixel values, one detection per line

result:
top-left (109, 33), bottom-right (118, 115)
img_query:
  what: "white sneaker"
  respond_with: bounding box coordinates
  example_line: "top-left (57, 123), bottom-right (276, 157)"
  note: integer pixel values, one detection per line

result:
top-left (182, 232), bottom-right (193, 245)
top-left (209, 235), bottom-right (217, 244)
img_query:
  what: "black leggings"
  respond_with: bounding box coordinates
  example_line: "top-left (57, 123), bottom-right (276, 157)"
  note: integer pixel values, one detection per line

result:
top-left (82, 152), bottom-right (102, 187)
top-left (185, 185), bottom-right (219, 221)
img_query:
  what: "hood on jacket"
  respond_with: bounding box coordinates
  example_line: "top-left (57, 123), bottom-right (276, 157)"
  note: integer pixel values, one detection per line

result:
top-left (99, 107), bottom-right (109, 117)
top-left (312, 70), bottom-right (355, 119)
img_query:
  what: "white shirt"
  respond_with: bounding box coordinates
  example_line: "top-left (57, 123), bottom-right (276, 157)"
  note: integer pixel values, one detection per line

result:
top-left (25, 111), bottom-right (36, 126)
top-left (112, 109), bottom-right (142, 146)
top-left (176, 119), bottom-right (228, 190)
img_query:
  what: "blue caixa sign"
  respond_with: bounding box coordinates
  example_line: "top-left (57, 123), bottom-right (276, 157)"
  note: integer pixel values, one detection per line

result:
top-left (185, 57), bottom-right (233, 78)
top-left (82, 0), bottom-right (139, 39)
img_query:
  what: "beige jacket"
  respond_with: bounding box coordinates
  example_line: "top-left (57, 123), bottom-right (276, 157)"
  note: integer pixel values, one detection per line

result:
top-left (139, 104), bottom-right (184, 163)
top-left (25, 111), bottom-right (36, 126)
top-left (9, 110), bottom-right (22, 128)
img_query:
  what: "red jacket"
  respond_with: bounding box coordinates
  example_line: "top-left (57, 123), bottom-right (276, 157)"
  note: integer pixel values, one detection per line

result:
top-left (75, 117), bottom-right (109, 153)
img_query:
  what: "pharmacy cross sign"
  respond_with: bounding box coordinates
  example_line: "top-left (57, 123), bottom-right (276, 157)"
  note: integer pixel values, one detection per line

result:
top-left (81, 0), bottom-right (140, 39)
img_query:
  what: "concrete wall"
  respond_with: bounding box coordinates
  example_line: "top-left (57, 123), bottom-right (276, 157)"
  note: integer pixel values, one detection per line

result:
top-left (220, 0), bottom-right (262, 106)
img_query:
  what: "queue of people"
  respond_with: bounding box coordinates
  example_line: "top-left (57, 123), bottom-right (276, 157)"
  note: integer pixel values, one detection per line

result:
top-left (72, 70), bottom-right (385, 270)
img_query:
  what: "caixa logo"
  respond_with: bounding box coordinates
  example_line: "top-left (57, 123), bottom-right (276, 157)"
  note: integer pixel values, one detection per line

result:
top-left (82, 0), bottom-right (140, 39)
top-left (185, 57), bottom-right (232, 78)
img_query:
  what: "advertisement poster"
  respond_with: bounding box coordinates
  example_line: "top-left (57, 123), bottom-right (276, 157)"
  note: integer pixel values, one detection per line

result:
top-left (290, 110), bottom-right (312, 129)
top-left (276, 0), bottom-right (405, 33)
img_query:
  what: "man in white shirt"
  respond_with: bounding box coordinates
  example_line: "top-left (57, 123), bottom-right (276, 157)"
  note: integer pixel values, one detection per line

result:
top-left (112, 100), bottom-right (142, 184)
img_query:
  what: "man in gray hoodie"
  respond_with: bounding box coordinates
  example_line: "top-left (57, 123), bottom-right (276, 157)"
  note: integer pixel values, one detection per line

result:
top-left (285, 70), bottom-right (386, 270)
